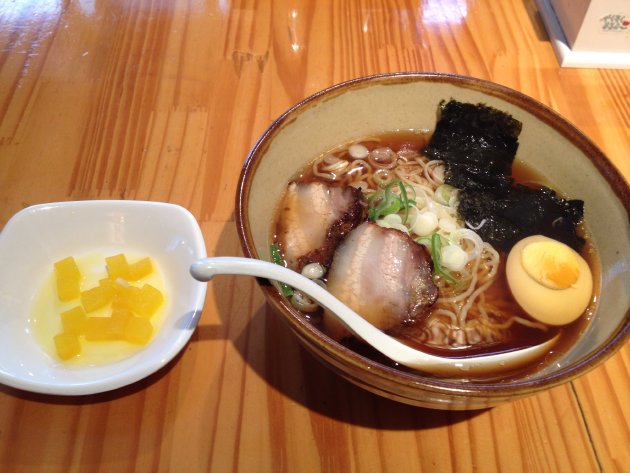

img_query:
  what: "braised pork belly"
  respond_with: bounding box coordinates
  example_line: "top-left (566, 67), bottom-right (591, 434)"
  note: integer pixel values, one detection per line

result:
top-left (323, 222), bottom-right (438, 341)
top-left (276, 181), bottom-right (364, 272)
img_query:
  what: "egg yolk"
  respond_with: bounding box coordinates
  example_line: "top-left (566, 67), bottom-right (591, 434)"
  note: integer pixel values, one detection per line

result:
top-left (521, 240), bottom-right (580, 289)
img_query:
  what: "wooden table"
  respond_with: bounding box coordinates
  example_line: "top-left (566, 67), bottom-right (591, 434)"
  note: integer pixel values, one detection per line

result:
top-left (1, 1), bottom-right (628, 472)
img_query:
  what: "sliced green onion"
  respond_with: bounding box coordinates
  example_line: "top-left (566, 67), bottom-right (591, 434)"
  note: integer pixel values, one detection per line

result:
top-left (367, 179), bottom-right (415, 224)
top-left (270, 244), bottom-right (294, 297)
top-left (435, 184), bottom-right (457, 206)
top-left (396, 180), bottom-right (411, 224)
top-left (430, 233), bottom-right (457, 284)
top-left (415, 235), bottom-right (432, 247)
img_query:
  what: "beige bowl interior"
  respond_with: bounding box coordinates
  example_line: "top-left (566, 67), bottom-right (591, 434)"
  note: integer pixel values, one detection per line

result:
top-left (240, 74), bottom-right (630, 392)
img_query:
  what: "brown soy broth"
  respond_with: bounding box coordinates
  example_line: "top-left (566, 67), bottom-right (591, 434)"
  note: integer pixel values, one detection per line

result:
top-left (291, 130), bottom-right (430, 184)
top-left (274, 130), bottom-right (599, 379)
top-left (391, 260), bottom-right (560, 359)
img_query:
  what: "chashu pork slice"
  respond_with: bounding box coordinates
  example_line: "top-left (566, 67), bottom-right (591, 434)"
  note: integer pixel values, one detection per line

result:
top-left (323, 222), bottom-right (438, 341)
top-left (276, 181), bottom-right (364, 271)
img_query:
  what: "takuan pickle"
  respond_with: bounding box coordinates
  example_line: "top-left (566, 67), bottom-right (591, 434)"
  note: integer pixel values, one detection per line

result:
top-left (52, 254), bottom-right (164, 361)
top-left (54, 256), bottom-right (81, 301)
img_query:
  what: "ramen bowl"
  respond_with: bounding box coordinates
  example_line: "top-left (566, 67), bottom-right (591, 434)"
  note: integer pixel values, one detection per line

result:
top-left (236, 73), bottom-right (630, 410)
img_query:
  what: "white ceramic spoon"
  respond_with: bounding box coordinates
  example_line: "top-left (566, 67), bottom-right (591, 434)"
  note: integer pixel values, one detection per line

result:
top-left (190, 257), bottom-right (558, 376)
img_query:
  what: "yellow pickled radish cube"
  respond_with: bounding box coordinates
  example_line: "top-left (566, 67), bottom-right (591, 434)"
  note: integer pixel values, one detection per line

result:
top-left (54, 257), bottom-right (81, 301)
top-left (110, 277), bottom-right (129, 291)
top-left (111, 277), bottom-right (133, 295)
top-left (56, 278), bottom-right (81, 302)
top-left (54, 332), bottom-right (81, 360)
top-left (124, 316), bottom-right (153, 345)
top-left (105, 253), bottom-right (129, 280)
top-left (134, 284), bottom-right (164, 317)
top-left (127, 257), bottom-right (154, 281)
top-left (54, 256), bottom-right (81, 279)
top-left (81, 285), bottom-right (113, 313)
top-left (83, 317), bottom-right (111, 341)
top-left (111, 283), bottom-right (141, 311)
top-left (106, 310), bottom-right (132, 340)
top-left (98, 278), bottom-right (117, 297)
top-left (111, 307), bottom-right (133, 319)
top-left (85, 312), bottom-right (137, 341)
top-left (60, 306), bottom-right (87, 334)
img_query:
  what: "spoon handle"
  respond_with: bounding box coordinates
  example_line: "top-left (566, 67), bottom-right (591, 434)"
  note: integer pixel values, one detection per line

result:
top-left (190, 257), bottom-right (557, 376)
top-left (189, 257), bottom-right (451, 365)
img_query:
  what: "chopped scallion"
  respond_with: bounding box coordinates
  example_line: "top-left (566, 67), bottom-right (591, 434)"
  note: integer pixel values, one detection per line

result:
top-left (430, 233), bottom-right (457, 284)
top-left (269, 244), bottom-right (294, 297)
top-left (367, 179), bottom-right (415, 224)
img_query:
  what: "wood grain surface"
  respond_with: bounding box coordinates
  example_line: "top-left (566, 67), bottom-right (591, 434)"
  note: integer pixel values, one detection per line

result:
top-left (0, 1), bottom-right (628, 472)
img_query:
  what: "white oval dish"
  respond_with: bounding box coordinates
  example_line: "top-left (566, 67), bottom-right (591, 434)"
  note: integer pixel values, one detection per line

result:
top-left (0, 200), bottom-right (207, 395)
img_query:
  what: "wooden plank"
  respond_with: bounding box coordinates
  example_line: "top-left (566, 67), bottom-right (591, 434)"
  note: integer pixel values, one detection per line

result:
top-left (0, 0), bottom-right (628, 471)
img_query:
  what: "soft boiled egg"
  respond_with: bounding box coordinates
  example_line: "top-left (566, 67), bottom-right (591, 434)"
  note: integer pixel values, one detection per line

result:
top-left (506, 235), bottom-right (593, 326)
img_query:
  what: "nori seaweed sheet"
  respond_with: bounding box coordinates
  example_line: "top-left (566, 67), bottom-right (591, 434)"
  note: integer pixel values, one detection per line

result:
top-left (457, 186), bottom-right (585, 251)
top-left (424, 100), bottom-right (522, 191)
top-left (423, 99), bottom-right (585, 251)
